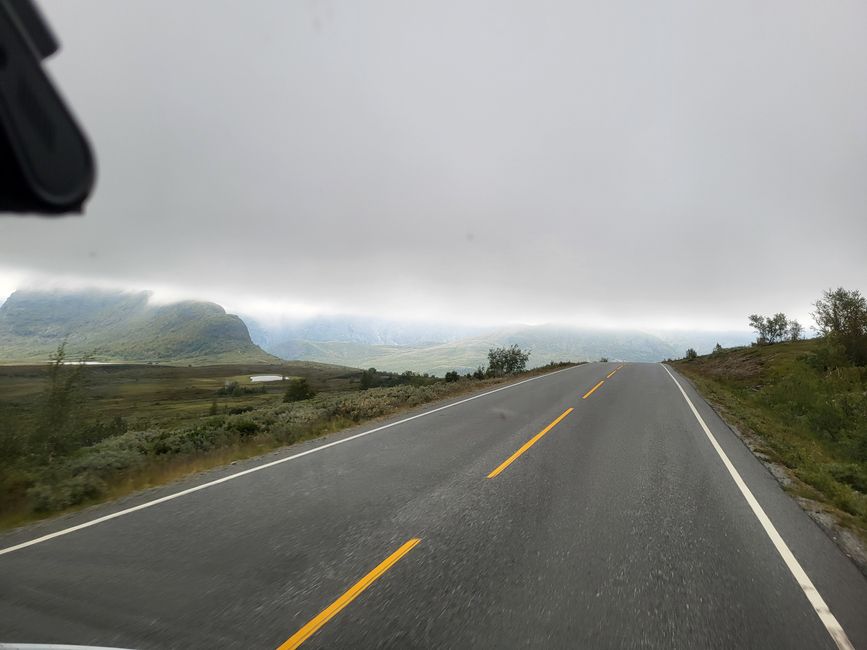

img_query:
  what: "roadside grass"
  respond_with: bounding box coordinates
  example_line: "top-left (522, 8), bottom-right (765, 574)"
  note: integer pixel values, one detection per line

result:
top-left (0, 361), bottom-right (578, 531)
top-left (0, 362), bottom-right (357, 428)
top-left (673, 340), bottom-right (867, 542)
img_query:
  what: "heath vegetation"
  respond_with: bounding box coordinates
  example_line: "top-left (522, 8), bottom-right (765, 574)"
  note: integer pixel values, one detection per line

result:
top-left (0, 344), bottom-right (572, 528)
top-left (675, 287), bottom-right (867, 540)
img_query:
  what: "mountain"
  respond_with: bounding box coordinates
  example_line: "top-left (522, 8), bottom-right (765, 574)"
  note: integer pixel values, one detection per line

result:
top-left (243, 315), bottom-right (484, 349)
top-left (0, 289), bottom-right (278, 364)
top-left (264, 327), bottom-right (671, 375)
top-left (0, 289), bottom-right (755, 371)
top-left (255, 319), bottom-right (755, 375)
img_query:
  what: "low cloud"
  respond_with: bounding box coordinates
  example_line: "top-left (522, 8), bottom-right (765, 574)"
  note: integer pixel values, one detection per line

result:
top-left (1, 0), bottom-right (864, 330)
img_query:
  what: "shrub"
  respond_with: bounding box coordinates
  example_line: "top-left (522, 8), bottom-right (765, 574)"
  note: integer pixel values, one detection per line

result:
top-left (217, 381), bottom-right (265, 396)
top-left (360, 368), bottom-right (377, 390)
top-left (473, 366), bottom-right (486, 380)
top-left (812, 287), bottom-right (867, 365)
top-left (444, 371), bottom-right (460, 382)
top-left (30, 342), bottom-right (91, 458)
top-left (28, 472), bottom-right (107, 512)
top-left (685, 348), bottom-right (698, 360)
top-left (487, 345), bottom-right (530, 376)
top-left (749, 313), bottom-right (789, 344)
top-left (231, 418), bottom-right (259, 438)
top-left (284, 378), bottom-right (316, 402)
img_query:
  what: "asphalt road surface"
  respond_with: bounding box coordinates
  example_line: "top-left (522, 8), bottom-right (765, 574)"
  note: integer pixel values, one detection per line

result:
top-left (2, 362), bottom-right (866, 649)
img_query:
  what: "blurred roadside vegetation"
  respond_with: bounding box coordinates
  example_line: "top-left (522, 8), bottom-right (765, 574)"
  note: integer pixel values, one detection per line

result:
top-left (674, 288), bottom-right (867, 540)
top-left (0, 344), bottom-right (574, 529)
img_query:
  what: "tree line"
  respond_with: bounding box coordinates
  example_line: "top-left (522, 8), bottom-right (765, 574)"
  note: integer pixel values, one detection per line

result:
top-left (686, 287), bottom-right (867, 365)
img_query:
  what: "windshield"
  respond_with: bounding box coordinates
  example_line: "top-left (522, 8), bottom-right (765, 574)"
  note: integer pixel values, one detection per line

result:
top-left (0, 2), bottom-right (866, 649)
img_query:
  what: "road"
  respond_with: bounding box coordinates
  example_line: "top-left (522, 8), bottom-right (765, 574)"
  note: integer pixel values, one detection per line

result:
top-left (1, 362), bottom-right (866, 649)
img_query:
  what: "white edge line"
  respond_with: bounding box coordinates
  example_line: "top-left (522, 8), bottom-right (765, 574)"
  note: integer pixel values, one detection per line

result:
top-left (661, 364), bottom-right (854, 650)
top-left (0, 365), bottom-right (581, 556)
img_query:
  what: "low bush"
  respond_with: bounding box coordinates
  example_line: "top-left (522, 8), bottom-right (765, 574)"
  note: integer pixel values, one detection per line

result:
top-left (217, 381), bottom-right (266, 396)
top-left (675, 339), bottom-right (867, 537)
top-left (0, 361), bottom-right (574, 523)
top-left (283, 378), bottom-right (316, 402)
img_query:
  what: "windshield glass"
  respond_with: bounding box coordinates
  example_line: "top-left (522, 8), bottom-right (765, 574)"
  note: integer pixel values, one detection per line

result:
top-left (1, 2), bottom-right (866, 649)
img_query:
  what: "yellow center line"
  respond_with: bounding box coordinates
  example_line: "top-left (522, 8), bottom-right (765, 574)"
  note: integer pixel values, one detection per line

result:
top-left (277, 538), bottom-right (421, 650)
top-left (487, 408), bottom-right (573, 479)
top-left (582, 380), bottom-right (605, 399)
top-left (606, 364), bottom-right (625, 379)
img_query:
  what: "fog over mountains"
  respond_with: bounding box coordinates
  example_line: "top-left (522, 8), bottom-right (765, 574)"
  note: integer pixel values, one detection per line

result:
top-left (243, 316), bottom-right (754, 374)
top-left (0, 289), bottom-right (754, 372)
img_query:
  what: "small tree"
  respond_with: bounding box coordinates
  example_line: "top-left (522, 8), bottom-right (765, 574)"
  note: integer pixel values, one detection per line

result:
top-left (685, 348), bottom-right (698, 360)
top-left (812, 287), bottom-right (867, 364)
top-left (32, 342), bottom-right (91, 458)
top-left (812, 288), bottom-right (867, 338)
top-left (360, 368), bottom-right (377, 390)
top-left (767, 313), bottom-right (788, 343)
top-left (473, 365), bottom-right (486, 380)
top-left (444, 371), bottom-right (460, 382)
top-left (787, 320), bottom-right (803, 342)
top-left (748, 314), bottom-right (768, 344)
top-left (749, 313), bottom-right (788, 344)
top-left (283, 378), bottom-right (315, 402)
top-left (487, 345), bottom-right (530, 376)
top-left (712, 343), bottom-right (723, 356)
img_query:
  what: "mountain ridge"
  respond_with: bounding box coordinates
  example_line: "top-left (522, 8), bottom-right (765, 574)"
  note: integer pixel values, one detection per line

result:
top-left (0, 289), bottom-right (756, 372)
top-left (0, 289), bottom-right (278, 365)
top-left (256, 321), bottom-right (755, 374)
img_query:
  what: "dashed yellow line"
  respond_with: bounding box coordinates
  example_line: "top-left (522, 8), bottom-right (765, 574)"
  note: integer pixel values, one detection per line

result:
top-left (606, 364), bottom-right (624, 379)
top-left (487, 408), bottom-right (574, 478)
top-left (277, 538), bottom-right (421, 649)
top-left (582, 380), bottom-right (605, 399)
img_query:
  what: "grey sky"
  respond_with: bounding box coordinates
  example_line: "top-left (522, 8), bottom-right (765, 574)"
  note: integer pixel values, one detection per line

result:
top-left (1, 0), bottom-right (865, 329)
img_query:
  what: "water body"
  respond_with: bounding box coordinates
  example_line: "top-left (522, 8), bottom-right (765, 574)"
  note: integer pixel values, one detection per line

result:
top-left (250, 374), bottom-right (285, 382)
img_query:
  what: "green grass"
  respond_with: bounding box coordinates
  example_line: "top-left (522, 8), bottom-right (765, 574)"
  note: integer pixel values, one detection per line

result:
top-left (0, 361), bottom-right (577, 530)
top-left (0, 362), bottom-right (357, 427)
top-left (673, 339), bottom-right (867, 541)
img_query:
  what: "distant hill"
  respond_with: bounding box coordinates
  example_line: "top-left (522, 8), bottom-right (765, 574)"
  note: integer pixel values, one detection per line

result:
top-left (0, 290), bottom-right (279, 365)
top-left (243, 314), bottom-right (484, 349)
top-left (245, 315), bottom-right (752, 375)
top-left (259, 321), bottom-right (754, 375)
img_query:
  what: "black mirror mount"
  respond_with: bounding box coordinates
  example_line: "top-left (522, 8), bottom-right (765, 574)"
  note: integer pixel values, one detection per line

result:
top-left (0, 0), bottom-right (96, 216)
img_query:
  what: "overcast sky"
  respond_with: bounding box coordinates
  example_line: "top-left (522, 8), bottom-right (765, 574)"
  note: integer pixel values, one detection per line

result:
top-left (1, 0), bottom-right (865, 330)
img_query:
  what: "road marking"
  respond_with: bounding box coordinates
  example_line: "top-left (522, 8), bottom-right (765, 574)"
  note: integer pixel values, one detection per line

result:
top-left (277, 538), bottom-right (421, 649)
top-left (0, 365), bottom-right (582, 557)
top-left (487, 408), bottom-right (573, 479)
top-left (582, 380), bottom-right (605, 399)
top-left (661, 364), bottom-right (854, 650)
top-left (606, 364), bottom-right (624, 379)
